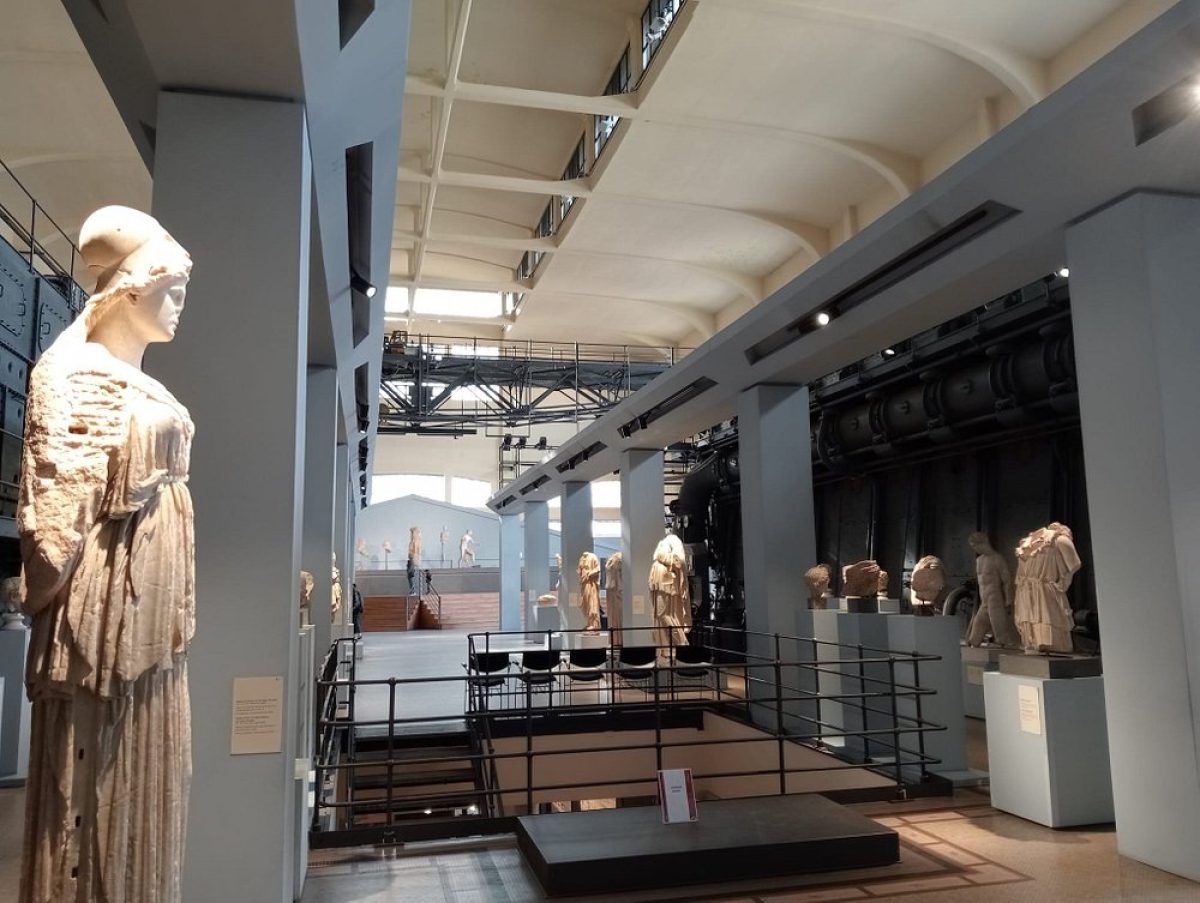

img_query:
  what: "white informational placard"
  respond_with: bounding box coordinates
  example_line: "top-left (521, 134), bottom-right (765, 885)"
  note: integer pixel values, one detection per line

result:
top-left (1018, 683), bottom-right (1043, 736)
top-left (231, 675), bottom-right (285, 755)
top-left (632, 594), bottom-right (646, 615)
top-left (657, 768), bottom-right (698, 824)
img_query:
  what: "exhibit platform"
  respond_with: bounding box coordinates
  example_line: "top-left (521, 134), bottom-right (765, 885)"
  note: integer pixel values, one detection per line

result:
top-left (999, 653), bottom-right (1102, 679)
top-left (515, 793), bottom-right (899, 896)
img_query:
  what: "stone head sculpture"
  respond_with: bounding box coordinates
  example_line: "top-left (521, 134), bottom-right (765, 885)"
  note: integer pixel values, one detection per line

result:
top-left (804, 564), bottom-right (831, 608)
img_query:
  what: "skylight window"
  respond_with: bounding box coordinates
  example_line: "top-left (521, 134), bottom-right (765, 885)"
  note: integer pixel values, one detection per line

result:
top-left (413, 288), bottom-right (503, 319)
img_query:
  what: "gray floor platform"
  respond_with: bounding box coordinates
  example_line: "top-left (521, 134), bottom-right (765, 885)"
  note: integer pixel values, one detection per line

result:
top-left (515, 793), bottom-right (899, 897)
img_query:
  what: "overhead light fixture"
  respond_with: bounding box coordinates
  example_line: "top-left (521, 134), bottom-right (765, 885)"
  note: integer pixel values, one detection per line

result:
top-left (351, 271), bottom-right (376, 298)
top-left (815, 311), bottom-right (832, 327)
top-left (1056, 267), bottom-right (1070, 278)
top-left (423, 809), bottom-right (433, 816)
top-left (536, 436), bottom-right (547, 450)
top-left (501, 433), bottom-right (513, 450)
top-left (883, 347), bottom-right (896, 356)
top-left (516, 436), bottom-right (527, 449)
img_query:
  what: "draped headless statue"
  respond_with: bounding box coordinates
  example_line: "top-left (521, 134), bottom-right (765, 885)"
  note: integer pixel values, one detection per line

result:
top-left (1013, 523), bottom-right (1081, 653)
top-left (649, 534), bottom-right (690, 650)
top-left (18, 206), bottom-right (194, 903)
top-left (605, 552), bottom-right (624, 637)
top-left (577, 551), bottom-right (601, 633)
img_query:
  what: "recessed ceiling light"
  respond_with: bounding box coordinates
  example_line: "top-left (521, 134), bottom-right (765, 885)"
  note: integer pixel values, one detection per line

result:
top-left (883, 348), bottom-right (896, 356)
top-left (815, 311), bottom-right (832, 327)
top-left (1056, 267), bottom-right (1070, 278)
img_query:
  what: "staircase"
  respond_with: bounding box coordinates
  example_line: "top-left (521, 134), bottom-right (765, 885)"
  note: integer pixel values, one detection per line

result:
top-left (346, 727), bottom-right (493, 827)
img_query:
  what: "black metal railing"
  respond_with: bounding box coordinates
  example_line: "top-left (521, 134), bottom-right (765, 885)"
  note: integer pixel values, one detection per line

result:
top-left (0, 158), bottom-right (87, 306)
top-left (641, 0), bottom-right (686, 71)
top-left (310, 624), bottom-right (945, 848)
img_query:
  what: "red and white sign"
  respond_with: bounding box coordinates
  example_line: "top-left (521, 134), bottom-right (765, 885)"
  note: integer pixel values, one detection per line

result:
top-left (657, 768), bottom-right (698, 824)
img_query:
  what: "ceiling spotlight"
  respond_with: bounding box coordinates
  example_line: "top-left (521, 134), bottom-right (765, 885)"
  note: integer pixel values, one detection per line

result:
top-left (536, 436), bottom-right (548, 450)
top-left (516, 436), bottom-right (527, 449)
top-left (815, 311), bottom-right (832, 327)
top-left (883, 347), bottom-right (896, 356)
top-left (423, 809), bottom-right (433, 816)
top-left (502, 433), bottom-right (513, 450)
top-left (350, 271), bottom-right (376, 298)
top-left (1056, 267), bottom-right (1070, 278)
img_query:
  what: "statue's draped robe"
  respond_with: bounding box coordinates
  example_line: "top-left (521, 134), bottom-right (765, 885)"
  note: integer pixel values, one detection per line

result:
top-left (19, 344), bottom-right (194, 903)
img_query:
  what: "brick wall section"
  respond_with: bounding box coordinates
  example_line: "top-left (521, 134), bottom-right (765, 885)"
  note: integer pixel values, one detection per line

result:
top-left (362, 592), bottom-right (505, 632)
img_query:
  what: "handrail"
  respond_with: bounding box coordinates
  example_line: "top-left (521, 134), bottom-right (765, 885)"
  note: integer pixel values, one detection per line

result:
top-left (0, 157), bottom-right (87, 305)
top-left (311, 621), bottom-right (946, 846)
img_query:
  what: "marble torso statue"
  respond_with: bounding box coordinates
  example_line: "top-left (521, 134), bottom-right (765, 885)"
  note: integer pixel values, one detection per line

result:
top-left (605, 552), bottom-right (624, 634)
top-left (649, 534), bottom-right (690, 650)
top-left (577, 551), bottom-right (601, 633)
top-left (966, 532), bottom-right (1019, 647)
top-left (1013, 523), bottom-right (1081, 653)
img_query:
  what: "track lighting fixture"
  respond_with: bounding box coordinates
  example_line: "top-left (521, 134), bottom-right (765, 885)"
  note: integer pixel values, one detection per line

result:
top-left (351, 271), bottom-right (376, 298)
top-left (815, 311), bottom-right (832, 327)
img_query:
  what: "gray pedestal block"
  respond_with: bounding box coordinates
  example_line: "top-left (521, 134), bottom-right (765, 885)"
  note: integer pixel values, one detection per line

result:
top-left (886, 615), bottom-right (967, 776)
top-left (983, 671), bottom-right (1114, 827)
top-left (811, 610), bottom-right (892, 761)
top-left (961, 646), bottom-right (1003, 719)
top-left (0, 629), bottom-right (31, 786)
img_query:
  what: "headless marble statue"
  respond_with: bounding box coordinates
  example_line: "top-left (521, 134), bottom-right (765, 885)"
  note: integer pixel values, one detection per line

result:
top-left (605, 552), bottom-right (624, 638)
top-left (649, 534), bottom-right (690, 650)
top-left (1013, 523), bottom-right (1081, 653)
top-left (460, 530), bottom-right (475, 567)
top-left (331, 554), bottom-right (343, 622)
top-left (408, 526), bottom-right (422, 564)
top-left (18, 206), bottom-right (194, 903)
top-left (577, 551), bottom-right (601, 633)
top-left (299, 570), bottom-right (314, 626)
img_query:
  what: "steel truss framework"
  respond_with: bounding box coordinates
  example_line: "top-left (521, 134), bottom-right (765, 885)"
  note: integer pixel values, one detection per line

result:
top-left (378, 334), bottom-right (681, 436)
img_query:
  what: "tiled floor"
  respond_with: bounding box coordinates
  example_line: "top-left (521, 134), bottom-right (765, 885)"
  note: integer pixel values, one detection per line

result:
top-left (298, 790), bottom-right (1200, 903)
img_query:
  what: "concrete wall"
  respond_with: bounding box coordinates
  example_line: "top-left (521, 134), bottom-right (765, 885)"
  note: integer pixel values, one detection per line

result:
top-left (355, 495), bottom-right (618, 570)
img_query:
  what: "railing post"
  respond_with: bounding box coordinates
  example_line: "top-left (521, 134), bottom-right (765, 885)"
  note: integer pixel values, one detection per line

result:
top-left (913, 652), bottom-right (927, 782)
top-left (525, 677), bottom-right (534, 814)
top-left (774, 633), bottom-right (786, 795)
top-left (386, 678), bottom-right (396, 826)
top-left (857, 642), bottom-right (870, 762)
top-left (28, 199), bottom-right (37, 268)
top-left (888, 655), bottom-right (905, 798)
top-left (653, 663), bottom-right (663, 772)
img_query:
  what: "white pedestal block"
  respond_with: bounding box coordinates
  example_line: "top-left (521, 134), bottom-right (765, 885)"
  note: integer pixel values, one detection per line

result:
top-left (961, 646), bottom-right (1004, 719)
top-left (811, 610), bottom-right (892, 760)
top-left (983, 671), bottom-right (1114, 827)
top-left (886, 615), bottom-right (968, 777)
top-left (0, 629), bottom-right (32, 786)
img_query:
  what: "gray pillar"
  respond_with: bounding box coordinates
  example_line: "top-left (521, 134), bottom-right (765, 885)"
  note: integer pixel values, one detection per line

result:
top-left (559, 482), bottom-right (594, 630)
top-left (524, 501), bottom-right (550, 623)
top-left (620, 449), bottom-right (664, 644)
top-left (738, 384), bottom-right (817, 732)
top-left (499, 513), bottom-right (522, 631)
top-left (148, 92), bottom-right (309, 903)
top-left (1066, 191), bottom-right (1200, 881)
top-left (333, 442), bottom-right (352, 637)
top-left (304, 368), bottom-right (338, 658)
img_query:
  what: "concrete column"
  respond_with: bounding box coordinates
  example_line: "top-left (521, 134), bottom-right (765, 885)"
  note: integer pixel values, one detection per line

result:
top-left (620, 449), bottom-right (663, 644)
top-left (1065, 191), bottom-right (1200, 881)
top-left (304, 368), bottom-right (338, 658)
top-left (738, 384), bottom-right (817, 732)
top-left (559, 482), bottom-right (594, 630)
top-left (333, 442), bottom-right (352, 637)
top-left (499, 513), bottom-right (522, 631)
top-left (147, 92), bottom-right (310, 903)
top-left (524, 501), bottom-right (550, 623)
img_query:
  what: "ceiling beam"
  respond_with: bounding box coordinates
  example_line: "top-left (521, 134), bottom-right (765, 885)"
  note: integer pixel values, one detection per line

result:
top-left (407, 74), bottom-right (637, 117)
top-left (411, 0), bottom-right (473, 283)
top-left (703, 0), bottom-right (1047, 109)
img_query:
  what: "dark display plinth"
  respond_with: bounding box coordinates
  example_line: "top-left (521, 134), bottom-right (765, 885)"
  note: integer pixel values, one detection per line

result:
top-left (515, 794), bottom-right (899, 896)
top-left (999, 653), bottom-right (1102, 679)
top-left (844, 595), bottom-right (879, 613)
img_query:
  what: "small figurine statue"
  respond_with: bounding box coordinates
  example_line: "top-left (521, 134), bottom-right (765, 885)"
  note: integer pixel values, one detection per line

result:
top-left (331, 554), bottom-right (343, 621)
top-left (842, 559), bottom-right (881, 598)
top-left (0, 575), bottom-right (24, 629)
top-left (577, 551), bottom-right (601, 633)
top-left (299, 570), bottom-right (314, 626)
top-left (965, 532), bottom-right (1020, 647)
top-left (910, 555), bottom-right (945, 616)
top-left (804, 564), bottom-right (831, 610)
top-left (439, 525), bottom-right (450, 566)
top-left (408, 526), bottom-right (422, 564)
top-left (459, 530), bottom-right (476, 567)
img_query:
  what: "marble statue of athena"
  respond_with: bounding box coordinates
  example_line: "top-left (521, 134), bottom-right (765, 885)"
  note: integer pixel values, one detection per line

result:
top-left (18, 206), bottom-right (195, 903)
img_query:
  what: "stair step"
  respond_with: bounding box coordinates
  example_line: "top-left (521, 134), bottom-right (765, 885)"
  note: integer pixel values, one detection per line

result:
top-left (350, 792), bottom-right (485, 817)
top-left (354, 744), bottom-right (474, 763)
